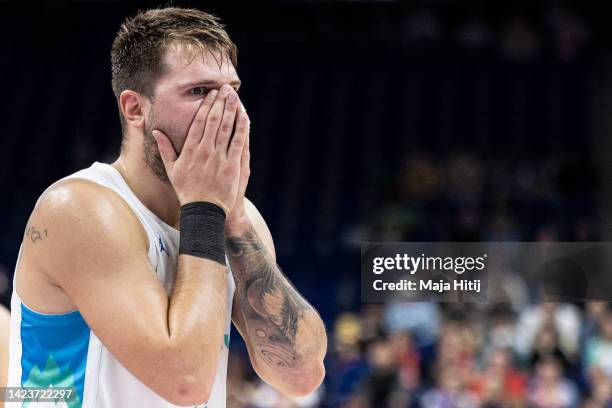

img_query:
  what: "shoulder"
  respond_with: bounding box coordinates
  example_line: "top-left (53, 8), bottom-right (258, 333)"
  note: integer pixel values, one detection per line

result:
top-left (35, 178), bottom-right (137, 224)
top-left (24, 178), bottom-right (148, 267)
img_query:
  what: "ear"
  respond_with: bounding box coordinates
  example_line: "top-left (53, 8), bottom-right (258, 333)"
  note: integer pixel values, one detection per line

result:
top-left (119, 90), bottom-right (147, 129)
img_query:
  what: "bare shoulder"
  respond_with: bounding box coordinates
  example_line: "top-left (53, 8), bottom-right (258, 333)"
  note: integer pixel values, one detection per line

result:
top-left (33, 178), bottom-right (142, 231)
top-left (22, 178), bottom-right (148, 278)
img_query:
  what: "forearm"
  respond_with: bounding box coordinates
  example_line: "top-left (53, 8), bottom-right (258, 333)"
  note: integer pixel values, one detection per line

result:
top-left (167, 255), bottom-right (227, 373)
top-left (168, 255), bottom-right (227, 348)
top-left (226, 220), bottom-right (326, 395)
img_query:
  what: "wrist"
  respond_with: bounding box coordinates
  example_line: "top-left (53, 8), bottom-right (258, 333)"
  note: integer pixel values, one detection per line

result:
top-left (179, 202), bottom-right (227, 265)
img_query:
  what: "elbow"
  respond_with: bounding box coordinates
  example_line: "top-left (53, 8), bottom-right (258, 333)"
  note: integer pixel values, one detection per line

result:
top-left (167, 374), bottom-right (214, 406)
top-left (158, 372), bottom-right (214, 407)
top-left (152, 330), bottom-right (225, 406)
top-left (152, 333), bottom-right (226, 406)
top-left (282, 362), bottom-right (326, 398)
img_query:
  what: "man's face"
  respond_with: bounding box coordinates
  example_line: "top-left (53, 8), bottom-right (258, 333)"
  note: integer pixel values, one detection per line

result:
top-left (142, 44), bottom-right (241, 183)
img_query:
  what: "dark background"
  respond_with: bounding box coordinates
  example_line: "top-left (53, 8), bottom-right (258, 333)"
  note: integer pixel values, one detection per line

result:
top-left (1, 1), bottom-right (612, 406)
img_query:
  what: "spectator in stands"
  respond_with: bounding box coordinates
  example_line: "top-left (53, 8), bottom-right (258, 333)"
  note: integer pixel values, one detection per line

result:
top-left (527, 355), bottom-right (578, 408)
top-left (470, 347), bottom-right (527, 407)
top-left (584, 305), bottom-right (612, 379)
top-left (420, 364), bottom-right (480, 408)
top-left (514, 302), bottom-right (581, 364)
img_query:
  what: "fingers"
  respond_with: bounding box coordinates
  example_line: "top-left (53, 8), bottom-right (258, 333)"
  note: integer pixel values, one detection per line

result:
top-left (238, 127), bottom-right (251, 195)
top-left (241, 124), bottom-right (250, 172)
top-left (152, 130), bottom-right (177, 172)
top-left (200, 84), bottom-right (232, 152)
top-left (183, 89), bottom-right (217, 154)
top-left (228, 110), bottom-right (249, 162)
top-left (215, 88), bottom-right (239, 151)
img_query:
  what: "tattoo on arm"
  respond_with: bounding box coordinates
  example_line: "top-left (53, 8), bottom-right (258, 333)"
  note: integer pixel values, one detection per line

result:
top-left (226, 229), bottom-right (310, 374)
top-left (25, 225), bottom-right (48, 244)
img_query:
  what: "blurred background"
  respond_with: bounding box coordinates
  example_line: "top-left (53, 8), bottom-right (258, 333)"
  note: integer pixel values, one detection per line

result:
top-left (1, 0), bottom-right (612, 406)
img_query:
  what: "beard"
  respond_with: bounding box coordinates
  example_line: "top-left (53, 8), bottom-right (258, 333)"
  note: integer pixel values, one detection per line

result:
top-left (143, 111), bottom-right (172, 185)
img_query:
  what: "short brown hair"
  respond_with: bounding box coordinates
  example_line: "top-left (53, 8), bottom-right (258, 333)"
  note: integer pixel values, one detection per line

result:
top-left (111, 7), bottom-right (238, 129)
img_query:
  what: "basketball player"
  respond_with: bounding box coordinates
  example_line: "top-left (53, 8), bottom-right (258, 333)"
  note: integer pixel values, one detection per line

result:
top-left (7, 8), bottom-right (326, 407)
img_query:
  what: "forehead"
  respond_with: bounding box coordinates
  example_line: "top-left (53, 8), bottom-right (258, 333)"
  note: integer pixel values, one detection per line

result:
top-left (156, 43), bottom-right (239, 89)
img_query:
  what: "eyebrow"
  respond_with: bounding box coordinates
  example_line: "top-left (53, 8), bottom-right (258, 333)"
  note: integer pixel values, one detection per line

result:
top-left (179, 79), bottom-right (241, 89)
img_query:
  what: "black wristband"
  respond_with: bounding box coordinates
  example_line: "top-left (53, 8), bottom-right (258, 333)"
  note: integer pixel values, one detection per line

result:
top-left (179, 201), bottom-right (227, 266)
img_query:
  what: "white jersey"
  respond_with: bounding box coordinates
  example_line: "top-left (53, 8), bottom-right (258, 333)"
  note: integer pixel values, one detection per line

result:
top-left (7, 161), bottom-right (236, 408)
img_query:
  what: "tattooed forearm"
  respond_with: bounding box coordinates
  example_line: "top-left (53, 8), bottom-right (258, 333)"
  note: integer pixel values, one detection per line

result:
top-left (25, 225), bottom-right (48, 244)
top-left (226, 228), bottom-right (313, 376)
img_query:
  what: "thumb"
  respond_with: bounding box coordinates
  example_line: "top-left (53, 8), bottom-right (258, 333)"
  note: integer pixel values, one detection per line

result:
top-left (152, 130), bottom-right (177, 168)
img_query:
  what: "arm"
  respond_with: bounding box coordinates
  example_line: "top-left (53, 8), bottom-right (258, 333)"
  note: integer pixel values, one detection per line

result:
top-left (23, 179), bottom-right (227, 406)
top-left (226, 199), bottom-right (327, 396)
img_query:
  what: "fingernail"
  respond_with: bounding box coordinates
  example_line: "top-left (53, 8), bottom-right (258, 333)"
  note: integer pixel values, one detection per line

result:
top-left (220, 84), bottom-right (231, 94)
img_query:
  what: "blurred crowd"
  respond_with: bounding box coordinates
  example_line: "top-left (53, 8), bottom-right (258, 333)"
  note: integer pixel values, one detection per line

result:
top-left (325, 300), bottom-right (612, 408)
top-left (364, 151), bottom-right (599, 244)
top-left (397, 1), bottom-right (591, 64)
top-left (226, 301), bottom-right (612, 408)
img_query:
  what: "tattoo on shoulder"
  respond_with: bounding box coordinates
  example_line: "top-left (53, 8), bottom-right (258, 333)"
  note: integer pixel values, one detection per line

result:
top-left (226, 229), bottom-right (310, 374)
top-left (25, 225), bottom-right (48, 244)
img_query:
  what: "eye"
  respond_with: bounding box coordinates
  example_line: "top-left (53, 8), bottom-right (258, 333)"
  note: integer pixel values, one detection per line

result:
top-left (189, 86), bottom-right (209, 96)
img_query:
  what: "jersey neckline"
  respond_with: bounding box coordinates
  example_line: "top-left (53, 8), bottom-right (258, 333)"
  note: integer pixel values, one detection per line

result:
top-left (92, 162), bottom-right (180, 239)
